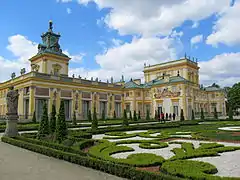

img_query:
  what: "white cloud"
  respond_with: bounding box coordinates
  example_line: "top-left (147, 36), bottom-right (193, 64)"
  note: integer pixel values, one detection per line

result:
top-left (192, 21), bottom-right (199, 28)
top-left (199, 52), bottom-right (240, 87)
top-left (191, 34), bottom-right (203, 45)
top-left (77, 0), bottom-right (229, 37)
top-left (56, 0), bottom-right (72, 3)
top-left (112, 38), bottom-right (123, 47)
top-left (206, 2), bottom-right (240, 46)
top-left (66, 8), bottom-right (72, 14)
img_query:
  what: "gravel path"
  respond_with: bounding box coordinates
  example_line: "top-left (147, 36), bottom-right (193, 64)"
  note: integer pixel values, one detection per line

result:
top-left (0, 134), bottom-right (125, 180)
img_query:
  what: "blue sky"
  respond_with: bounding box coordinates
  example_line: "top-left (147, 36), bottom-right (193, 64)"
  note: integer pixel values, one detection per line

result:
top-left (0, 0), bottom-right (239, 86)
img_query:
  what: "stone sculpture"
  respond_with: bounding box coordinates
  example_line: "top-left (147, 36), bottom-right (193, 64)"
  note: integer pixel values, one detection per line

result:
top-left (4, 87), bottom-right (19, 137)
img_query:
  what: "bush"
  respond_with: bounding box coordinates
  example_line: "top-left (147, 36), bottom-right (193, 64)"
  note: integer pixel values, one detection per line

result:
top-left (50, 104), bottom-right (56, 133)
top-left (69, 131), bottom-right (92, 139)
top-left (191, 109), bottom-right (195, 120)
top-left (92, 106), bottom-right (98, 130)
top-left (56, 100), bottom-right (68, 143)
top-left (228, 106), bottom-right (233, 120)
top-left (161, 160), bottom-right (218, 180)
top-left (133, 110), bottom-right (137, 121)
top-left (74, 139), bottom-right (95, 150)
top-left (201, 108), bottom-right (205, 120)
top-left (32, 111), bottom-right (36, 123)
top-left (72, 111), bottom-right (77, 126)
top-left (180, 109), bottom-right (184, 121)
top-left (1, 136), bottom-right (180, 180)
top-left (37, 103), bottom-right (50, 138)
top-left (129, 111), bottom-right (132, 120)
top-left (88, 110), bottom-right (92, 121)
top-left (155, 110), bottom-right (158, 120)
top-left (214, 107), bottom-right (218, 120)
top-left (113, 110), bottom-right (116, 119)
top-left (122, 109), bottom-right (129, 127)
top-left (138, 110), bottom-right (141, 120)
top-left (101, 109), bottom-right (105, 120)
top-left (146, 109), bottom-right (150, 121)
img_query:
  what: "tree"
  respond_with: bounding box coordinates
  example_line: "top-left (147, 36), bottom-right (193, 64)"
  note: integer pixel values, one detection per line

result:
top-left (101, 109), bottom-right (105, 120)
top-left (88, 110), bottom-right (92, 121)
top-left (228, 105), bottom-right (233, 120)
top-left (49, 104), bottom-right (56, 133)
top-left (214, 107), bottom-right (218, 120)
top-left (180, 109), bottom-right (185, 121)
top-left (37, 103), bottom-right (50, 138)
top-left (32, 111), bottom-right (36, 123)
top-left (138, 110), bottom-right (141, 120)
top-left (122, 109), bottom-right (129, 126)
top-left (113, 110), bottom-right (116, 119)
top-left (191, 109), bottom-right (195, 120)
top-left (227, 82), bottom-right (240, 111)
top-left (133, 110), bottom-right (137, 121)
top-left (155, 110), bottom-right (158, 120)
top-left (72, 111), bottom-right (77, 125)
top-left (212, 83), bottom-right (220, 88)
top-left (91, 106), bottom-right (98, 130)
top-left (55, 100), bottom-right (68, 143)
top-left (129, 111), bottom-right (132, 120)
top-left (201, 108), bottom-right (205, 120)
top-left (146, 109), bottom-right (150, 120)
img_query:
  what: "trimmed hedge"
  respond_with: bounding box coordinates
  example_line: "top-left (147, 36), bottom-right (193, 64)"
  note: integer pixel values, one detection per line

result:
top-left (1, 136), bottom-right (181, 180)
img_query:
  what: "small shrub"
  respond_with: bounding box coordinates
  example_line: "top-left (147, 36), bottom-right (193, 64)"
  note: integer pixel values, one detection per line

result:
top-left (92, 106), bottom-right (98, 130)
top-left (113, 110), bottom-right (116, 119)
top-left (180, 109), bottom-right (184, 121)
top-left (129, 111), bottom-right (132, 120)
top-left (101, 109), bottom-right (105, 120)
top-left (214, 107), bottom-right (218, 120)
top-left (201, 108), bottom-right (205, 120)
top-left (133, 110), bottom-right (137, 121)
top-left (146, 109), bottom-right (150, 121)
top-left (191, 109), bottom-right (194, 120)
top-left (88, 110), bottom-right (92, 121)
top-left (32, 111), bottom-right (36, 123)
top-left (50, 104), bottom-right (56, 133)
top-left (138, 110), bottom-right (141, 120)
top-left (72, 111), bottom-right (77, 126)
top-left (37, 103), bottom-right (50, 138)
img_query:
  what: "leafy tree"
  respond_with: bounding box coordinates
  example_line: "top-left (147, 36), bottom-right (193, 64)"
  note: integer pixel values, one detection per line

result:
top-left (180, 109), bottom-right (185, 121)
top-left (129, 111), bottom-right (132, 120)
top-left (227, 82), bottom-right (240, 111)
top-left (37, 103), bottom-right (50, 138)
top-left (88, 110), bottom-right (92, 121)
top-left (191, 109), bottom-right (195, 120)
top-left (146, 109), bottom-right (150, 120)
top-left (200, 108), bottom-right (205, 120)
top-left (212, 83), bottom-right (220, 88)
top-left (101, 109), bottom-right (105, 120)
top-left (32, 111), bottom-right (36, 123)
top-left (72, 110), bottom-right (77, 125)
top-left (91, 106), bottom-right (98, 130)
top-left (55, 100), bottom-right (68, 143)
top-left (49, 104), bottom-right (56, 133)
top-left (214, 107), bottom-right (218, 120)
top-left (113, 110), bottom-right (116, 119)
top-left (155, 110), bottom-right (158, 120)
top-left (122, 109), bottom-right (129, 126)
top-left (138, 110), bottom-right (141, 120)
top-left (133, 110), bottom-right (137, 121)
top-left (228, 105), bottom-right (233, 120)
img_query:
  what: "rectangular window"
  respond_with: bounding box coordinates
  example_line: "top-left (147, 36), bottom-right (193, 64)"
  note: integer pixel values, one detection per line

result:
top-left (173, 105), bottom-right (178, 116)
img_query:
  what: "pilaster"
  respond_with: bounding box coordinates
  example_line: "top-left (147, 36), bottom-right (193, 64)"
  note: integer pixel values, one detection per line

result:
top-left (18, 88), bottom-right (24, 118)
top-left (29, 86), bottom-right (35, 118)
top-left (78, 91), bottom-right (82, 119)
top-left (56, 88), bottom-right (61, 112)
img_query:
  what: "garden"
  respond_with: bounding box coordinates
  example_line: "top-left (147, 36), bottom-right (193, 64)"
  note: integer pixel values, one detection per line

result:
top-left (1, 101), bottom-right (240, 180)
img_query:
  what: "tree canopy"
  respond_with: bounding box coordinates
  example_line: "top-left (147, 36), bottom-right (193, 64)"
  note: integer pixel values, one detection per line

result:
top-left (227, 82), bottom-right (240, 110)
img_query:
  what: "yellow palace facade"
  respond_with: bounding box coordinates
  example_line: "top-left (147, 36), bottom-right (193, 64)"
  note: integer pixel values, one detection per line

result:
top-left (0, 22), bottom-right (226, 121)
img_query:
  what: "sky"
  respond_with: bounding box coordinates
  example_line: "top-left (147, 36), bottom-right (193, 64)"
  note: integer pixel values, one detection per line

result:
top-left (0, 0), bottom-right (239, 87)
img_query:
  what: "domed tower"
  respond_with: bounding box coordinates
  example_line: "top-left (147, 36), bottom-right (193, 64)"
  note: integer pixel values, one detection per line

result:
top-left (29, 21), bottom-right (71, 76)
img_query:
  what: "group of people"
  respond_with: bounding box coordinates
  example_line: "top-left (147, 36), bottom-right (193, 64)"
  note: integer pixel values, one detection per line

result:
top-left (158, 112), bottom-right (176, 123)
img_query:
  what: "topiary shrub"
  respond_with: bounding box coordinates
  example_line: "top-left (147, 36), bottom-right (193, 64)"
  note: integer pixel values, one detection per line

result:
top-left (32, 111), bottom-right (36, 123)
top-left (50, 104), bottom-right (56, 134)
top-left (214, 107), bottom-right (218, 120)
top-left (113, 110), bottom-right (116, 119)
top-left (123, 109), bottom-right (127, 120)
top-left (138, 110), bottom-right (141, 120)
top-left (37, 102), bottom-right (50, 139)
top-left (122, 109), bottom-right (129, 127)
top-left (180, 109), bottom-right (184, 121)
top-left (146, 109), bottom-right (150, 121)
top-left (72, 111), bottom-right (77, 126)
top-left (155, 110), bottom-right (158, 120)
top-left (129, 111), bottom-right (132, 120)
top-left (55, 100), bottom-right (68, 143)
top-left (101, 109), bottom-right (105, 120)
top-left (191, 109), bottom-right (195, 120)
top-left (133, 110), bottom-right (137, 121)
top-left (88, 110), bottom-right (92, 121)
top-left (228, 106), bottom-right (233, 120)
top-left (91, 106), bottom-right (98, 130)
top-left (201, 108), bottom-right (205, 120)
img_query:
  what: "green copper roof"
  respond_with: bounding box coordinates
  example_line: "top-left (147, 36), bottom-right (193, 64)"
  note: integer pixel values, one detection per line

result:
top-left (37, 21), bottom-right (69, 58)
top-left (124, 76), bottom-right (189, 89)
top-left (204, 86), bottom-right (223, 91)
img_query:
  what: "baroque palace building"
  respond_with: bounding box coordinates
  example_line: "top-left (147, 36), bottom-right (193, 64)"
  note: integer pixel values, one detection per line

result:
top-left (0, 21), bottom-right (226, 121)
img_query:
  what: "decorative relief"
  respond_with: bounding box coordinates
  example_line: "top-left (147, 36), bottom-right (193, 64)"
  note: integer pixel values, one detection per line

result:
top-left (61, 90), bottom-right (72, 97)
top-left (35, 87), bottom-right (49, 96)
top-left (31, 64), bottom-right (40, 72)
top-left (154, 88), bottom-right (180, 99)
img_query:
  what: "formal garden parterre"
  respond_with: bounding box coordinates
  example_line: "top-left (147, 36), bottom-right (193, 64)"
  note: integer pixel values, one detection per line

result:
top-left (2, 101), bottom-right (240, 180)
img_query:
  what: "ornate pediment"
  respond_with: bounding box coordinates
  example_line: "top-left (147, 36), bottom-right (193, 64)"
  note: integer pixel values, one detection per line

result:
top-left (154, 88), bottom-right (180, 99)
